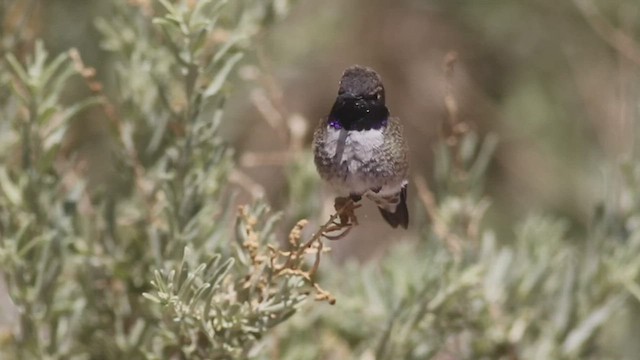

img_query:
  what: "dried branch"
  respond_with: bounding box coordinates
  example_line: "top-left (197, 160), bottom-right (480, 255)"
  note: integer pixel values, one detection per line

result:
top-left (414, 175), bottom-right (462, 255)
top-left (573, 0), bottom-right (640, 68)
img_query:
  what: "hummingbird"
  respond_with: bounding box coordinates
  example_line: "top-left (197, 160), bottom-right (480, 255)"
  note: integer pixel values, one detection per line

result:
top-left (313, 65), bottom-right (409, 229)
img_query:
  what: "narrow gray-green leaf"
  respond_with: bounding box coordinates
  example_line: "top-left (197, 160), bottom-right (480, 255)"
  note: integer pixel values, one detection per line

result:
top-left (0, 167), bottom-right (22, 205)
top-left (562, 295), bottom-right (624, 355)
top-left (202, 52), bottom-right (243, 99)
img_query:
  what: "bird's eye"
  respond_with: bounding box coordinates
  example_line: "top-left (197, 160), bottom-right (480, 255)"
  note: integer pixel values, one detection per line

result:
top-left (365, 93), bottom-right (380, 101)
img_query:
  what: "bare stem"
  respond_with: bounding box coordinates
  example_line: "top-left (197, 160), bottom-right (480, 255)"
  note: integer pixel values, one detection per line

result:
top-left (414, 175), bottom-right (462, 256)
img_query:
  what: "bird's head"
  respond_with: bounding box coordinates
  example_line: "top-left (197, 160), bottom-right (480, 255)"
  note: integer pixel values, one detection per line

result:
top-left (329, 65), bottom-right (389, 131)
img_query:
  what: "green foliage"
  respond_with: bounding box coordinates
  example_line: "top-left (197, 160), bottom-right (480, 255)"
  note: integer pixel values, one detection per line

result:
top-left (263, 133), bottom-right (640, 360)
top-left (0, 0), bottom-right (307, 359)
top-left (1, 40), bottom-right (101, 359)
top-left (142, 203), bottom-right (332, 359)
top-left (1, 1), bottom-right (640, 359)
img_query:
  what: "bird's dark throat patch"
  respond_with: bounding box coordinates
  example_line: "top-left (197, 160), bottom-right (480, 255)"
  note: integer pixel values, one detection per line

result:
top-left (328, 97), bottom-right (389, 131)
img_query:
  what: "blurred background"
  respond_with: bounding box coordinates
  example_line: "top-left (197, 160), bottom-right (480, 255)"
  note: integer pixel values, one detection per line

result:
top-left (5, 0), bottom-right (640, 253)
top-left (221, 0), bottom-right (639, 256)
top-left (3, 0), bottom-right (640, 358)
top-left (7, 0), bottom-right (640, 256)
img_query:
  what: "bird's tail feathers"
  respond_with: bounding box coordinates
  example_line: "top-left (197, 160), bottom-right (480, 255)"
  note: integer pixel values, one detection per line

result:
top-left (371, 185), bottom-right (409, 229)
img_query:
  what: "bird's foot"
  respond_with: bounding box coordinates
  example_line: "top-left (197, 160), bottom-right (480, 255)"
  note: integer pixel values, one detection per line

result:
top-left (334, 197), bottom-right (361, 226)
top-left (323, 225), bottom-right (354, 240)
top-left (325, 197), bottom-right (361, 240)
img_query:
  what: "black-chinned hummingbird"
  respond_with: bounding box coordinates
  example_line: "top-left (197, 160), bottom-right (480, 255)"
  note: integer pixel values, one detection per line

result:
top-left (313, 65), bottom-right (409, 229)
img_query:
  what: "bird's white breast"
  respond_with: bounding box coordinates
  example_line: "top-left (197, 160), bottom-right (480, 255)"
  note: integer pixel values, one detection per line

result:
top-left (324, 127), bottom-right (384, 169)
top-left (322, 126), bottom-right (385, 194)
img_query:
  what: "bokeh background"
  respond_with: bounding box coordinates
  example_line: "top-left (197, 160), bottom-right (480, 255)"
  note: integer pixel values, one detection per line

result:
top-left (12, 0), bottom-right (639, 245)
top-left (3, 0), bottom-right (640, 358)
top-left (221, 0), bottom-right (639, 256)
